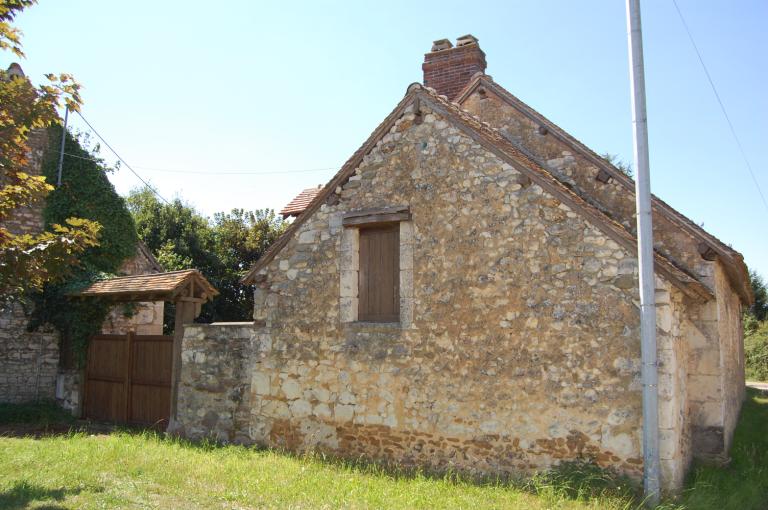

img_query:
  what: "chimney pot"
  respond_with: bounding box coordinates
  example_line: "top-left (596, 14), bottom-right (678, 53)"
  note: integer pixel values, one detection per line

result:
top-left (431, 39), bottom-right (453, 52)
top-left (456, 34), bottom-right (479, 47)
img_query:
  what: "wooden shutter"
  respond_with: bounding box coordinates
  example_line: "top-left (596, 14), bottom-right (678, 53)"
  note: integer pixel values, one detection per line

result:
top-left (358, 225), bottom-right (400, 322)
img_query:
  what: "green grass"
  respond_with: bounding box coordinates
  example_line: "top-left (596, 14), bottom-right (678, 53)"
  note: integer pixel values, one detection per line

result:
top-left (0, 390), bottom-right (765, 509)
top-left (0, 399), bottom-right (74, 427)
top-left (672, 388), bottom-right (768, 510)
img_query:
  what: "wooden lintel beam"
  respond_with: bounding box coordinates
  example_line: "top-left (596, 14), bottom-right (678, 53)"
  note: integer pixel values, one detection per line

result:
top-left (343, 206), bottom-right (411, 227)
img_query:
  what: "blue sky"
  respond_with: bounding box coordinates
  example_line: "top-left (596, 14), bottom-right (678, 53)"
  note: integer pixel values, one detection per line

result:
top-left (10, 1), bottom-right (767, 278)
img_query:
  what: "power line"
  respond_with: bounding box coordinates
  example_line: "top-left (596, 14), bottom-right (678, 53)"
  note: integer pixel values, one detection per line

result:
top-left (73, 111), bottom-right (170, 204)
top-left (56, 149), bottom-right (338, 176)
top-left (133, 164), bottom-right (338, 175)
top-left (671, 0), bottom-right (768, 215)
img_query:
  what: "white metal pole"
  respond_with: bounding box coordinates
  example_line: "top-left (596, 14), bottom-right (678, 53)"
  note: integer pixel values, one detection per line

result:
top-left (625, 0), bottom-right (660, 505)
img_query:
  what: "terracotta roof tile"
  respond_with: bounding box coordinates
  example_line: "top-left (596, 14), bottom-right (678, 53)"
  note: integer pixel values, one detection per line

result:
top-left (280, 186), bottom-right (323, 217)
top-left (78, 269), bottom-right (218, 301)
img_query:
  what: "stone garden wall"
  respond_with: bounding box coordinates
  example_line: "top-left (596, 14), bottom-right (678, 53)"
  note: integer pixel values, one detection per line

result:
top-left (0, 302), bottom-right (59, 403)
top-left (175, 322), bottom-right (260, 443)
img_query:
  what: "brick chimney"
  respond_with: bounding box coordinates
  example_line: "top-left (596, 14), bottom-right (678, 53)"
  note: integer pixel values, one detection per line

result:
top-left (422, 35), bottom-right (486, 100)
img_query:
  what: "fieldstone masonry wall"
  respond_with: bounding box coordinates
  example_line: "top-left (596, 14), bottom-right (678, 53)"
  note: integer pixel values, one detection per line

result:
top-left (460, 86), bottom-right (745, 466)
top-left (175, 103), bottom-right (714, 492)
top-left (0, 130), bottom-right (60, 404)
top-left (0, 303), bottom-right (59, 403)
top-left (175, 323), bottom-right (258, 443)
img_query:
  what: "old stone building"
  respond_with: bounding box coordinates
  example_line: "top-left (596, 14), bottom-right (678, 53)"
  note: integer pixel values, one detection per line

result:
top-left (175, 36), bottom-right (750, 492)
top-left (0, 67), bottom-right (164, 412)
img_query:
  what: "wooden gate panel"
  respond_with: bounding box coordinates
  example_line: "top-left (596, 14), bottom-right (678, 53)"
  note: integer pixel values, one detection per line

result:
top-left (84, 335), bottom-right (128, 422)
top-left (131, 336), bottom-right (173, 384)
top-left (130, 335), bottom-right (172, 426)
top-left (83, 379), bottom-right (126, 422)
top-left (84, 333), bottom-right (172, 427)
top-left (87, 335), bottom-right (127, 379)
top-left (130, 385), bottom-right (171, 426)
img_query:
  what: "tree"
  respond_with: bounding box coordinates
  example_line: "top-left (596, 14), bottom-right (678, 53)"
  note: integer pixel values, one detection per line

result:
top-left (0, 0), bottom-right (99, 304)
top-left (127, 188), bottom-right (285, 328)
top-left (747, 269), bottom-right (768, 324)
top-left (211, 208), bottom-right (286, 321)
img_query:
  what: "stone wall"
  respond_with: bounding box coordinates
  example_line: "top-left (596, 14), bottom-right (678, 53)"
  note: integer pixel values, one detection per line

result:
top-left (102, 302), bottom-right (164, 336)
top-left (460, 88), bottom-right (717, 286)
top-left (101, 243), bottom-right (164, 336)
top-left (0, 303), bottom-right (59, 403)
top-left (177, 102), bottom-right (697, 490)
top-left (656, 282), bottom-right (691, 489)
top-left (682, 260), bottom-right (745, 462)
top-left (0, 129), bottom-right (61, 404)
top-left (175, 322), bottom-right (259, 443)
top-left (461, 84), bottom-right (747, 474)
top-left (0, 129), bottom-right (49, 237)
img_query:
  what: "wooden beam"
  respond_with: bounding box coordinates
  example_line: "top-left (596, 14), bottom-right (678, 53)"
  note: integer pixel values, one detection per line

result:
top-left (175, 296), bottom-right (206, 303)
top-left (343, 206), bottom-right (411, 227)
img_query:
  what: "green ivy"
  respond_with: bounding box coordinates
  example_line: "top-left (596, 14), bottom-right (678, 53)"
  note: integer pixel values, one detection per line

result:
top-left (28, 126), bottom-right (139, 367)
top-left (41, 126), bottom-right (137, 272)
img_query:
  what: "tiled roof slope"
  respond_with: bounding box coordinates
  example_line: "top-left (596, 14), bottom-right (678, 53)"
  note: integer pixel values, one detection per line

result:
top-left (78, 269), bottom-right (218, 301)
top-left (280, 186), bottom-right (323, 217)
top-left (243, 84), bottom-right (715, 303)
top-left (454, 73), bottom-right (751, 304)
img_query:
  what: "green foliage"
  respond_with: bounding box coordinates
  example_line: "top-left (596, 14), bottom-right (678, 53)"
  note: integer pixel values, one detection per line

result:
top-left (27, 128), bottom-right (138, 366)
top-left (746, 270), bottom-right (768, 322)
top-left (743, 270), bottom-right (768, 381)
top-left (127, 188), bottom-right (285, 329)
top-left (28, 272), bottom-right (113, 368)
top-left (745, 321), bottom-right (768, 381)
top-left (210, 208), bottom-right (286, 322)
top-left (601, 153), bottom-right (633, 178)
top-left (1, 1), bottom-right (93, 303)
top-left (41, 125), bottom-right (137, 272)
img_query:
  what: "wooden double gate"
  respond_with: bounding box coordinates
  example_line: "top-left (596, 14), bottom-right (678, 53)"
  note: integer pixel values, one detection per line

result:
top-left (83, 333), bottom-right (173, 427)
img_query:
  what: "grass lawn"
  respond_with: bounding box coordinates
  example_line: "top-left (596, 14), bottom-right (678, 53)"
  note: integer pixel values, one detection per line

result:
top-left (0, 389), bottom-right (766, 510)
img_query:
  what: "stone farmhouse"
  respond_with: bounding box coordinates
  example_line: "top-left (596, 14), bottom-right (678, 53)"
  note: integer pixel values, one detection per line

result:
top-left (175, 35), bottom-right (751, 492)
top-left (1, 34), bottom-right (751, 494)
